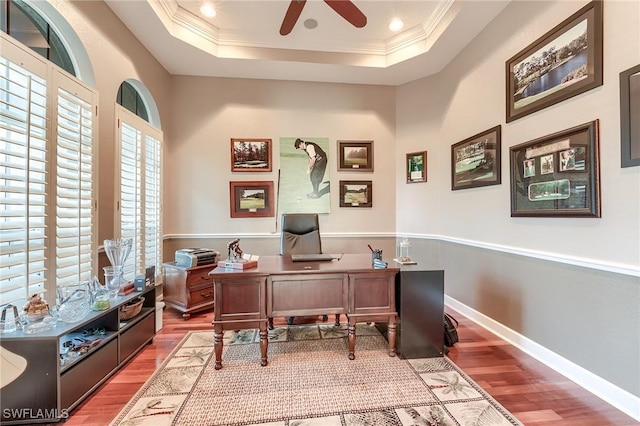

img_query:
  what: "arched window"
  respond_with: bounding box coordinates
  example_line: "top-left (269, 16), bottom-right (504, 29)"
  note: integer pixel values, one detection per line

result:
top-left (117, 81), bottom-right (149, 122)
top-left (115, 81), bottom-right (163, 283)
top-left (1, 0), bottom-right (75, 75)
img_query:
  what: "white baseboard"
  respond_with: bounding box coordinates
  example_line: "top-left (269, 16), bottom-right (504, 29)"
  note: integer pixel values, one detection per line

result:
top-left (445, 296), bottom-right (640, 422)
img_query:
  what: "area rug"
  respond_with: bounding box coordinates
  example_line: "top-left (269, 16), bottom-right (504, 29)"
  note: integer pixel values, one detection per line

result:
top-left (110, 324), bottom-right (523, 426)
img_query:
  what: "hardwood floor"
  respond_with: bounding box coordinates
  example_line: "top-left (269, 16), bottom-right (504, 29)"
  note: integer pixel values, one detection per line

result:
top-left (62, 307), bottom-right (639, 426)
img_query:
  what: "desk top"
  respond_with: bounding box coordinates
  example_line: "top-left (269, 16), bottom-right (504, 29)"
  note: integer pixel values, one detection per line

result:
top-left (208, 253), bottom-right (399, 277)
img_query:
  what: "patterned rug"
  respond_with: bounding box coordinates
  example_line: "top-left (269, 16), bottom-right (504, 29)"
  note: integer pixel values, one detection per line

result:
top-left (110, 324), bottom-right (523, 426)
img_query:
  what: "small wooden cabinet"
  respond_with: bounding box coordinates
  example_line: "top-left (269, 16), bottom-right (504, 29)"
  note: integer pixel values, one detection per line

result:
top-left (0, 287), bottom-right (156, 424)
top-left (163, 262), bottom-right (216, 319)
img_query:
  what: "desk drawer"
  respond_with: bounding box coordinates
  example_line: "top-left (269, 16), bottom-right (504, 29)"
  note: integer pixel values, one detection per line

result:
top-left (269, 274), bottom-right (347, 314)
top-left (186, 268), bottom-right (212, 288)
top-left (189, 282), bottom-right (214, 306)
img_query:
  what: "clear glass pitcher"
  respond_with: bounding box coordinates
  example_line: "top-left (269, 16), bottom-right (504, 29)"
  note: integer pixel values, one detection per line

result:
top-left (57, 282), bottom-right (91, 323)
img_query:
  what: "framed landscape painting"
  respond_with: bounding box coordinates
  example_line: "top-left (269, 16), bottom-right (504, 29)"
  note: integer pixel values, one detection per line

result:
top-left (339, 180), bottom-right (372, 208)
top-left (620, 64), bottom-right (640, 168)
top-left (231, 138), bottom-right (272, 172)
top-left (506, 1), bottom-right (603, 122)
top-left (229, 181), bottom-right (274, 218)
top-left (509, 120), bottom-right (600, 217)
top-left (451, 126), bottom-right (501, 190)
top-left (338, 141), bottom-right (373, 172)
top-left (406, 151), bottom-right (427, 183)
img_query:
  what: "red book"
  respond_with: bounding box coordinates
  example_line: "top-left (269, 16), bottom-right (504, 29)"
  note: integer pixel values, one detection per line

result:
top-left (118, 282), bottom-right (135, 295)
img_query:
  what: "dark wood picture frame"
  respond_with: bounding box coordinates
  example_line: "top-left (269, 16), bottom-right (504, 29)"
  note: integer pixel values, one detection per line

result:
top-left (231, 138), bottom-right (272, 172)
top-left (506, 1), bottom-right (603, 123)
top-left (338, 140), bottom-right (373, 172)
top-left (509, 120), bottom-right (601, 217)
top-left (339, 180), bottom-right (372, 208)
top-left (620, 64), bottom-right (640, 168)
top-left (229, 181), bottom-right (275, 218)
top-left (406, 151), bottom-right (427, 183)
top-left (451, 125), bottom-right (502, 190)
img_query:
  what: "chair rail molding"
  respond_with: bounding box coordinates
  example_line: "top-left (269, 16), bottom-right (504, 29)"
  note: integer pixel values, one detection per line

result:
top-left (162, 232), bottom-right (638, 277)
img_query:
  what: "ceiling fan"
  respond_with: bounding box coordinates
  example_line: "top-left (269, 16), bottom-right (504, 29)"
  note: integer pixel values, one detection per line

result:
top-left (280, 0), bottom-right (367, 36)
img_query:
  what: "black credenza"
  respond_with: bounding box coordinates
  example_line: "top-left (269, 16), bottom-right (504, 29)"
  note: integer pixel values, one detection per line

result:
top-left (377, 269), bottom-right (444, 358)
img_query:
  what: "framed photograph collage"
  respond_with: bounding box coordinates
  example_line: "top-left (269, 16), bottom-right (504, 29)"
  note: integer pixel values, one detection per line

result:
top-left (509, 120), bottom-right (600, 217)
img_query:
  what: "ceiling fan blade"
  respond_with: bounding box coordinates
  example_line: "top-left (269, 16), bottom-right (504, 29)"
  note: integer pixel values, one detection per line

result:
top-left (324, 0), bottom-right (367, 28)
top-left (280, 0), bottom-right (307, 36)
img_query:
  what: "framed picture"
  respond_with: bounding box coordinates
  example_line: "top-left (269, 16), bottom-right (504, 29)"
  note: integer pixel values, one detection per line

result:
top-left (231, 138), bottom-right (272, 172)
top-left (338, 140), bottom-right (373, 172)
top-left (229, 181), bottom-right (275, 218)
top-left (505, 1), bottom-right (603, 123)
top-left (451, 125), bottom-right (501, 190)
top-left (509, 120), bottom-right (600, 217)
top-left (406, 151), bottom-right (427, 183)
top-left (339, 180), bottom-right (372, 208)
top-left (620, 64), bottom-right (640, 168)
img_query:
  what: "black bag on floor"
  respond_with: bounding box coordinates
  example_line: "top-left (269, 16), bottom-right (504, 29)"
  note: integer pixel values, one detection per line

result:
top-left (444, 313), bottom-right (459, 347)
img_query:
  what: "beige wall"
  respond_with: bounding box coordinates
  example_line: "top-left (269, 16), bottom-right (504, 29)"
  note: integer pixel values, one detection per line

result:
top-left (396, 0), bottom-right (640, 268)
top-left (49, 0), bottom-right (172, 244)
top-left (164, 77), bottom-right (397, 242)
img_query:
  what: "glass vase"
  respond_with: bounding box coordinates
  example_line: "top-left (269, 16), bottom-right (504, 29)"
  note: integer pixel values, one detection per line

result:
top-left (104, 266), bottom-right (120, 299)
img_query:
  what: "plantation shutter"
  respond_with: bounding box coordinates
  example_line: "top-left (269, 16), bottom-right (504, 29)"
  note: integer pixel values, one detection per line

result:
top-left (144, 133), bottom-right (162, 272)
top-left (116, 107), bottom-right (162, 281)
top-left (1, 34), bottom-right (97, 306)
top-left (0, 43), bottom-right (49, 305)
top-left (54, 74), bottom-right (96, 287)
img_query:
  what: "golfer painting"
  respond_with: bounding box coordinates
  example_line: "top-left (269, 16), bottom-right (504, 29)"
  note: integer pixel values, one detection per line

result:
top-left (279, 137), bottom-right (330, 214)
top-left (294, 138), bottom-right (327, 199)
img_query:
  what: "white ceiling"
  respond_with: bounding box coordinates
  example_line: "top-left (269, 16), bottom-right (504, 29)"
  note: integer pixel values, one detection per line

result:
top-left (105, 0), bottom-right (510, 86)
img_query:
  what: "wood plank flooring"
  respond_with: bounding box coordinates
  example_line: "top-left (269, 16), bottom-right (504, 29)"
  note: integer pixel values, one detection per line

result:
top-left (62, 307), bottom-right (639, 426)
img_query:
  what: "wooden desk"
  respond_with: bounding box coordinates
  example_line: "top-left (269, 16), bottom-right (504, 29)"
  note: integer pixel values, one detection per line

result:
top-left (208, 254), bottom-right (399, 369)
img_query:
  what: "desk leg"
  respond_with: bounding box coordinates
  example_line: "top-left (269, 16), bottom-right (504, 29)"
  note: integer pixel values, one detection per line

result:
top-left (213, 329), bottom-right (224, 370)
top-left (387, 316), bottom-right (397, 357)
top-left (347, 320), bottom-right (356, 360)
top-left (259, 325), bottom-right (268, 367)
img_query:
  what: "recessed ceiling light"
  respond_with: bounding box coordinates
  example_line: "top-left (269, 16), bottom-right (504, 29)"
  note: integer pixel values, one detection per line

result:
top-left (304, 19), bottom-right (318, 29)
top-left (200, 1), bottom-right (216, 18)
top-left (389, 19), bottom-right (404, 32)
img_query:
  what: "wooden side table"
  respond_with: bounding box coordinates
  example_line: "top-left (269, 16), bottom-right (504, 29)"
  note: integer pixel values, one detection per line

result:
top-left (163, 262), bottom-right (216, 319)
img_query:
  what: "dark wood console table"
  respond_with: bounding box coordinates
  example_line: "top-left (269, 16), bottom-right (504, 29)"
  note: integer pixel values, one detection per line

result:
top-left (208, 254), bottom-right (399, 369)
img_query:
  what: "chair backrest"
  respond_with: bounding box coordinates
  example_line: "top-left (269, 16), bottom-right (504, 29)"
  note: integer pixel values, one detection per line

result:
top-left (280, 214), bottom-right (322, 255)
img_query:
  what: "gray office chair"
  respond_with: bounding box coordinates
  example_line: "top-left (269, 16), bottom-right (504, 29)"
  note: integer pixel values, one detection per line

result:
top-left (275, 213), bottom-right (337, 327)
top-left (280, 213), bottom-right (323, 256)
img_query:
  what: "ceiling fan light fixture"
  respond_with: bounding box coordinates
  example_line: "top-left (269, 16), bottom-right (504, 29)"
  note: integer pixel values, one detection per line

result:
top-left (389, 18), bottom-right (404, 32)
top-left (200, 1), bottom-right (216, 18)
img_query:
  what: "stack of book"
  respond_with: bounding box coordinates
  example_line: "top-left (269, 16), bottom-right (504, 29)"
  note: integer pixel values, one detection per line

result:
top-left (118, 282), bottom-right (135, 296)
top-left (217, 259), bottom-right (258, 270)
